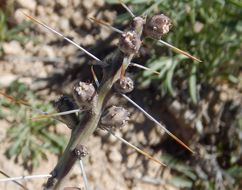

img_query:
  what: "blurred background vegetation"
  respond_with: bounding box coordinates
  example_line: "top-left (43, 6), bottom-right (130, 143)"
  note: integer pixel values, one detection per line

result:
top-left (0, 0), bottom-right (241, 189)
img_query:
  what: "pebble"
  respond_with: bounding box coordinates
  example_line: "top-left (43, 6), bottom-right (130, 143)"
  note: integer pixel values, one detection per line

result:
top-left (38, 45), bottom-right (56, 59)
top-left (0, 74), bottom-right (18, 88)
top-left (14, 8), bottom-right (31, 24)
top-left (2, 41), bottom-right (23, 55)
top-left (16, 0), bottom-right (37, 11)
top-left (57, 0), bottom-right (69, 8)
top-left (108, 148), bottom-right (122, 163)
top-left (71, 0), bottom-right (81, 8)
top-left (36, 0), bottom-right (55, 7)
top-left (71, 12), bottom-right (84, 27)
top-left (82, 0), bottom-right (94, 10)
top-left (95, 0), bottom-right (105, 7)
top-left (59, 18), bottom-right (71, 32)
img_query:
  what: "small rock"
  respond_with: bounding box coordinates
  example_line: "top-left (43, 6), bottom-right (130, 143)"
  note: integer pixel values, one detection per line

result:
top-left (71, 0), bottom-right (81, 8)
top-left (2, 41), bottom-right (23, 55)
top-left (95, 0), bottom-right (105, 7)
top-left (16, 0), bottom-right (37, 11)
top-left (220, 91), bottom-right (228, 101)
top-left (36, 5), bottom-right (45, 16)
top-left (38, 45), bottom-right (56, 59)
top-left (14, 8), bottom-right (31, 24)
top-left (59, 18), bottom-right (70, 32)
top-left (82, 1), bottom-right (94, 10)
top-left (36, 0), bottom-right (55, 7)
top-left (0, 74), bottom-right (18, 88)
top-left (18, 77), bottom-right (32, 85)
top-left (83, 35), bottom-right (95, 46)
top-left (71, 12), bottom-right (84, 27)
top-left (57, 0), bottom-right (69, 8)
top-left (24, 41), bottom-right (38, 54)
top-left (108, 149), bottom-right (122, 163)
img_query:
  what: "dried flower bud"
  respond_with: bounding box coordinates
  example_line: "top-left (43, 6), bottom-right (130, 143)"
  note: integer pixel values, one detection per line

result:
top-left (119, 30), bottom-right (142, 55)
top-left (73, 81), bottom-right (97, 110)
top-left (114, 76), bottom-right (134, 94)
top-left (74, 144), bottom-right (88, 159)
top-left (54, 96), bottom-right (79, 129)
top-left (100, 106), bottom-right (130, 128)
top-left (144, 14), bottom-right (172, 39)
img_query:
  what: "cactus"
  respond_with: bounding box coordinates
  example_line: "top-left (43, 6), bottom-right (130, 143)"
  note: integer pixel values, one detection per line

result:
top-left (26, 7), bottom-right (195, 189)
top-left (0, 2), bottom-right (200, 189)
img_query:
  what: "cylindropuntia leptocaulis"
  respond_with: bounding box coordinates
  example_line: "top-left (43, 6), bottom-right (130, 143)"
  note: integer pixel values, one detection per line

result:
top-left (0, 1), bottom-right (201, 189)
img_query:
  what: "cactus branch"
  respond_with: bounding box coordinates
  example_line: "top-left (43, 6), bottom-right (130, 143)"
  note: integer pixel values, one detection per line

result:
top-left (23, 13), bottom-right (195, 189)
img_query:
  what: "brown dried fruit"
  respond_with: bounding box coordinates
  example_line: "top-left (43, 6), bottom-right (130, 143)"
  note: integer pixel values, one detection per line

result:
top-left (119, 30), bottom-right (142, 55)
top-left (74, 144), bottom-right (88, 159)
top-left (73, 81), bottom-right (97, 110)
top-left (114, 76), bottom-right (134, 94)
top-left (100, 106), bottom-right (130, 128)
top-left (144, 14), bottom-right (172, 39)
